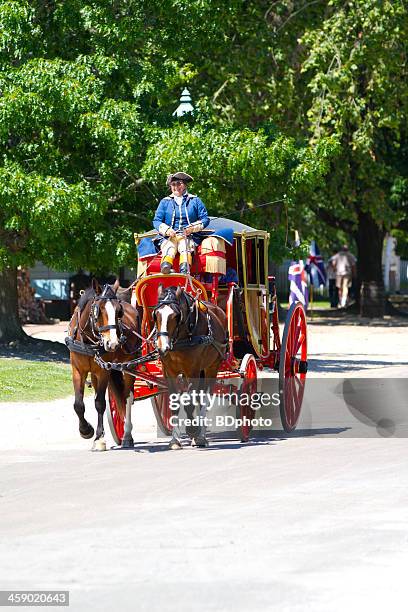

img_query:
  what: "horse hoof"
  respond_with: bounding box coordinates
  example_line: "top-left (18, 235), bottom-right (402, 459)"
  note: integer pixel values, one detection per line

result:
top-left (121, 437), bottom-right (134, 449)
top-left (92, 439), bottom-right (107, 452)
top-left (194, 437), bottom-right (209, 448)
top-left (80, 424), bottom-right (94, 439)
top-left (168, 440), bottom-right (183, 450)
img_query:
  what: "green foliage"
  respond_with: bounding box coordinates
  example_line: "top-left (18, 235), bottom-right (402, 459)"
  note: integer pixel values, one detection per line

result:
top-left (0, 0), bottom-right (406, 282)
top-left (142, 124), bottom-right (338, 261)
top-left (300, 0), bottom-right (408, 233)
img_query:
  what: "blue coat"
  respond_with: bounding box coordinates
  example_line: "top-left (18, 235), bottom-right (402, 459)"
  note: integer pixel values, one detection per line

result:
top-left (153, 193), bottom-right (210, 245)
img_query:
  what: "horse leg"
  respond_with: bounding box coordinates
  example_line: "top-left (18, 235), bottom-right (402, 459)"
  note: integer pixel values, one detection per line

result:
top-left (169, 390), bottom-right (183, 449)
top-left (193, 362), bottom-right (221, 448)
top-left (185, 392), bottom-right (200, 442)
top-left (91, 372), bottom-right (108, 451)
top-left (164, 366), bottom-right (183, 450)
top-left (121, 374), bottom-right (134, 449)
top-left (169, 409), bottom-right (183, 450)
top-left (191, 395), bottom-right (208, 448)
top-left (72, 363), bottom-right (94, 439)
top-left (184, 371), bottom-right (207, 448)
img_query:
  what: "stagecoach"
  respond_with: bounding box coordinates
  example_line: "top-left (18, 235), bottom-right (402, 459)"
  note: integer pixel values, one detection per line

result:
top-left (106, 217), bottom-right (308, 445)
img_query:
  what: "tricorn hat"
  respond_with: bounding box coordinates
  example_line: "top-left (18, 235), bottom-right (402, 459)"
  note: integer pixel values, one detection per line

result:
top-left (167, 171), bottom-right (193, 186)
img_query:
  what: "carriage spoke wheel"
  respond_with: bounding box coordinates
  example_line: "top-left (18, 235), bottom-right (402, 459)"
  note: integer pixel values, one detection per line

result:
top-left (107, 389), bottom-right (125, 446)
top-left (237, 354), bottom-right (258, 442)
top-left (152, 392), bottom-right (174, 437)
top-left (279, 302), bottom-right (308, 432)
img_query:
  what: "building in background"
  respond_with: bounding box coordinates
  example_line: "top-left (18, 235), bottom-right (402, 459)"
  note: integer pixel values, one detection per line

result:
top-left (27, 263), bottom-right (135, 321)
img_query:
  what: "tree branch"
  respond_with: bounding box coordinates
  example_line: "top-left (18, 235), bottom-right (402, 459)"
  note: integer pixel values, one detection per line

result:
top-left (276, 0), bottom-right (324, 33)
top-left (212, 79), bottom-right (231, 102)
top-left (109, 208), bottom-right (150, 222)
top-left (316, 207), bottom-right (355, 233)
top-left (264, 1), bottom-right (281, 21)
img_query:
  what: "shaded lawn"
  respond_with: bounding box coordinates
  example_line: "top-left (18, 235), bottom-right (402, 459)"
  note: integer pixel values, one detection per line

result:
top-left (281, 300), bottom-right (331, 310)
top-left (0, 358), bottom-right (75, 402)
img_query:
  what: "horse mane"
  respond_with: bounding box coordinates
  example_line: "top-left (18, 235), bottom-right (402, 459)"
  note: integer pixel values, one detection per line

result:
top-left (78, 287), bottom-right (96, 311)
top-left (116, 285), bottom-right (132, 303)
top-left (158, 286), bottom-right (193, 308)
top-left (76, 282), bottom-right (131, 314)
top-left (100, 284), bottom-right (117, 299)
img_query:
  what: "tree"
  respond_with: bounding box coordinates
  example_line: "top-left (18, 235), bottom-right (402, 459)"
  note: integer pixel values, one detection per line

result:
top-left (176, 1), bottom-right (408, 315)
top-left (0, 0), bottom-right (233, 340)
top-left (295, 0), bottom-right (408, 315)
top-left (142, 123), bottom-right (337, 259)
top-left (0, 0), bottom-right (337, 341)
top-left (2, 0), bottom-right (406, 342)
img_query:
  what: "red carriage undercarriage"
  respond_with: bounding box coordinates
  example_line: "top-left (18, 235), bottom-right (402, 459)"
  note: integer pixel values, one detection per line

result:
top-left (107, 218), bottom-right (308, 445)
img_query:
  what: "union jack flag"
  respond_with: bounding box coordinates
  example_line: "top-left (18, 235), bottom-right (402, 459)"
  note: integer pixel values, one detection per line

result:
top-left (306, 240), bottom-right (327, 288)
top-left (288, 260), bottom-right (308, 308)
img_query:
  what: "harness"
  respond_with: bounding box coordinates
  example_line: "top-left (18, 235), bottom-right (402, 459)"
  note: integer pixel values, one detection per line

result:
top-left (154, 288), bottom-right (228, 358)
top-left (89, 294), bottom-right (126, 347)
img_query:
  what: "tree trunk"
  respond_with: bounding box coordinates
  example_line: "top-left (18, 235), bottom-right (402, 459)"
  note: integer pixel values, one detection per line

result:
top-left (0, 266), bottom-right (27, 343)
top-left (355, 211), bottom-right (385, 317)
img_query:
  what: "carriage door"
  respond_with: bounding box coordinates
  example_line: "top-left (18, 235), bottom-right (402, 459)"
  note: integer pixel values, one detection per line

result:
top-left (241, 233), bottom-right (269, 357)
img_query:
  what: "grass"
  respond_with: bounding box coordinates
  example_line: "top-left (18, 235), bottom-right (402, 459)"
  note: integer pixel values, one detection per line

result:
top-left (280, 300), bottom-right (332, 310)
top-left (0, 358), bottom-right (75, 402)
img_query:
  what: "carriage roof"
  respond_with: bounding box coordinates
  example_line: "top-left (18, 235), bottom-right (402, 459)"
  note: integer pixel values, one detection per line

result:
top-left (207, 217), bottom-right (269, 237)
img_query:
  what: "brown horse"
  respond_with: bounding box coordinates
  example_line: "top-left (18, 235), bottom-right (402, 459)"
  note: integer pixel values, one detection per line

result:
top-left (66, 280), bottom-right (141, 449)
top-left (154, 284), bottom-right (228, 449)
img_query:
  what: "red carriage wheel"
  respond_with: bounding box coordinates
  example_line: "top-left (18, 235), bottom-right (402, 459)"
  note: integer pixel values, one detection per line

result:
top-left (107, 389), bottom-right (125, 445)
top-left (279, 302), bottom-right (308, 432)
top-left (152, 393), bottom-right (174, 437)
top-left (237, 354), bottom-right (258, 442)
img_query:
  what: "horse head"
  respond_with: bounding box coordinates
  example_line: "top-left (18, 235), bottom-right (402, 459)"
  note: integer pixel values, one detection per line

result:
top-left (91, 281), bottom-right (126, 352)
top-left (154, 284), bottom-right (190, 356)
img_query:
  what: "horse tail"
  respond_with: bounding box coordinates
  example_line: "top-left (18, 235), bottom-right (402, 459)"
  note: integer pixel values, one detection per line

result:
top-left (108, 370), bottom-right (126, 418)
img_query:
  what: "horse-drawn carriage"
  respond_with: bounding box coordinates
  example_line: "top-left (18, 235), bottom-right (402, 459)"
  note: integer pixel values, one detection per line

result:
top-left (104, 217), bottom-right (308, 446)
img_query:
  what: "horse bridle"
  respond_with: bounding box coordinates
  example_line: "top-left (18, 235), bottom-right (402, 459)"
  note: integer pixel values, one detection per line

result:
top-left (90, 287), bottom-right (127, 347)
top-left (153, 289), bottom-right (197, 350)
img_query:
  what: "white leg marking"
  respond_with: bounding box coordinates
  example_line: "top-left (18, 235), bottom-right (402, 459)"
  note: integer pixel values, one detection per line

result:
top-left (123, 392), bottom-right (133, 444)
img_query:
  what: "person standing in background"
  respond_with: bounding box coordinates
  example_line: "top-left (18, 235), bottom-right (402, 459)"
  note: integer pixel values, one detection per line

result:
top-left (327, 252), bottom-right (339, 308)
top-left (331, 245), bottom-right (357, 308)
